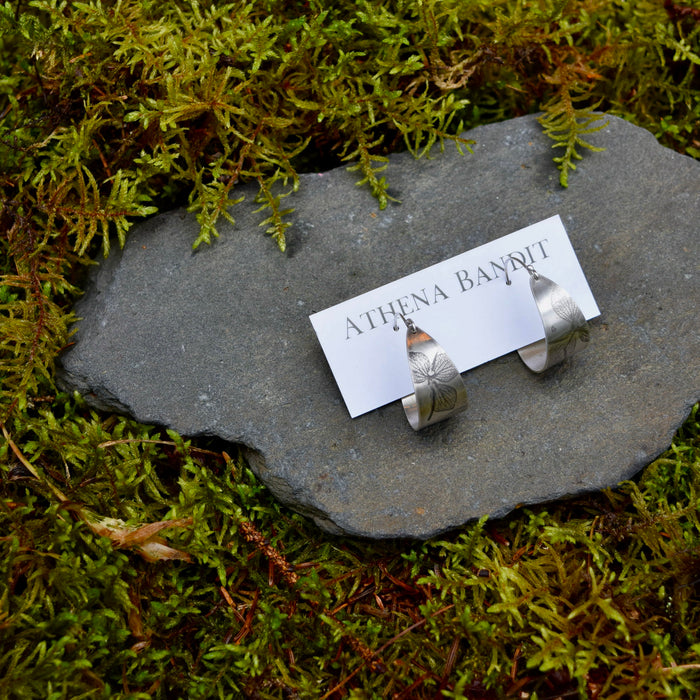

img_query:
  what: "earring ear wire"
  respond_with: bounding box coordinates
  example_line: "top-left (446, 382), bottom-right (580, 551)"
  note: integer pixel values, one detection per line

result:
top-left (504, 255), bottom-right (538, 286)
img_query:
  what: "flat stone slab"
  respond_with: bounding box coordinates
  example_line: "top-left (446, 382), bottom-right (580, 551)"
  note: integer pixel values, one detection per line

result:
top-left (59, 115), bottom-right (699, 539)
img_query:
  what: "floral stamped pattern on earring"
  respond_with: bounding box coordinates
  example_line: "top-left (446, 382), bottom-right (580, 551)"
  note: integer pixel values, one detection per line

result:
top-left (549, 284), bottom-right (590, 352)
top-left (394, 313), bottom-right (468, 430)
top-left (407, 349), bottom-right (461, 420)
top-left (505, 256), bottom-right (590, 372)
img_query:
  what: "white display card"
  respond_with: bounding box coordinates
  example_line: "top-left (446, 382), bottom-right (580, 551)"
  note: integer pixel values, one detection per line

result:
top-left (309, 215), bottom-right (600, 418)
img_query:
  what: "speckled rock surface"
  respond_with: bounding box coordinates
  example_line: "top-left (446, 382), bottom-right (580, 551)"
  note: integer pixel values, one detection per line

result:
top-left (59, 114), bottom-right (700, 538)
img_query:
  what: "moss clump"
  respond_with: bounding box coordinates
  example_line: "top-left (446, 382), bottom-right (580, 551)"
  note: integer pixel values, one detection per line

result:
top-left (1, 1), bottom-right (699, 697)
top-left (2, 398), bottom-right (699, 697)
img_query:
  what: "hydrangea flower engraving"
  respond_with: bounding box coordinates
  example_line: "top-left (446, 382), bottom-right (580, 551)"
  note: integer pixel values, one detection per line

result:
top-left (549, 285), bottom-right (591, 360)
top-left (408, 350), bottom-right (460, 419)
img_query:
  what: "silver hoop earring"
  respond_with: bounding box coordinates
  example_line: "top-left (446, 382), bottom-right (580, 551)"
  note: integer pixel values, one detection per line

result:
top-left (393, 314), bottom-right (468, 430)
top-left (505, 256), bottom-right (590, 372)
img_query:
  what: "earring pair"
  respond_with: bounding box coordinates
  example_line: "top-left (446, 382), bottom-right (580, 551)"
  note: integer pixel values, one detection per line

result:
top-left (394, 258), bottom-right (590, 430)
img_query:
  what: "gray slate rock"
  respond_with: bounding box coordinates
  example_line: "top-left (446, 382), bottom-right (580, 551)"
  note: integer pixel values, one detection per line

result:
top-left (59, 115), bottom-right (700, 539)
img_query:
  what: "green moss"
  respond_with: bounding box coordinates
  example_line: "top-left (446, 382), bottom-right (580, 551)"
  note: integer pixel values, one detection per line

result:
top-left (1, 1), bottom-right (699, 697)
top-left (2, 397), bottom-right (699, 698)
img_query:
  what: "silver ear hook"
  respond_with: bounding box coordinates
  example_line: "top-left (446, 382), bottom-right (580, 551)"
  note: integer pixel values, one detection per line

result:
top-left (393, 313), bottom-right (417, 334)
top-left (504, 255), bottom-right (539, 285)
